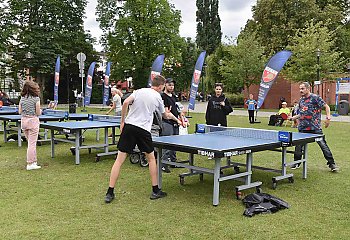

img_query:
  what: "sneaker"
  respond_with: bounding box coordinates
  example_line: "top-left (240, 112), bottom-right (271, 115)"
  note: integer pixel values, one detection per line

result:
top-left (161, 166), bottom-right (171, 173)
top-left (329, 163), bottom-right (339, 172)
top-left (291, 163), bottom-right (301, 170)
top-left (105, 192), bottom-right (115, 203)
top-left (150, 190), bottom-right (167, 200)
top-left (26, 163), bottom-right (41, 170)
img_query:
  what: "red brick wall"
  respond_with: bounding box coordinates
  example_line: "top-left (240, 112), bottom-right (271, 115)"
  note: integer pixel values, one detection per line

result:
top-left (243, 77), bottom-right (337, 109)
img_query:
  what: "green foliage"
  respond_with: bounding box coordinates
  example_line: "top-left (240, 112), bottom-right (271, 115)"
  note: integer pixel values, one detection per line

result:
top-left (196, 0), bottom-right (222, 55)
top-left (3, 0), bottom-right (98, 102)
top-left (162, 37), bottom-right (199, 92)
top-left (218, 33), bottom-right (266, 93)
top-left (285, 21), bottom-right (344, 87)
top-left (251, 0), bottom-right (345, 55)
top-left (97, 0), bottom-right (182, 89)
top-left (224, 92), bottom-right (244, 106)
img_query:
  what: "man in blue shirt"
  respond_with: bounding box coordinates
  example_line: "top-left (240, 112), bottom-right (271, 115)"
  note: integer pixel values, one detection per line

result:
top-left (289, 82), bottom-right (339, 172)
top-left (245, 94), bottom-right (257, 124)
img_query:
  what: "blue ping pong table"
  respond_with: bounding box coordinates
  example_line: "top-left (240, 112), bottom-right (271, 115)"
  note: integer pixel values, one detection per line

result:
top-left (153, 125), bottom-right (323, 206)
top-left (0, 110), bottom-right (89, 147)
top-left (40, 114), bottom-right (120, 165)
top-left (0, 106), bottom-right (18, 115)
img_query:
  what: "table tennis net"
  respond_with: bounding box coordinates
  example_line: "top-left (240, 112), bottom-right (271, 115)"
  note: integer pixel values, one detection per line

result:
top-left (88, 114), bottom-right (121, 123)
top-left (205, 125), bottom-right (279, 141)
top-left (0, 106), bottom-right (18, 111)
top-left (42, 109), bottom-right (68, 118)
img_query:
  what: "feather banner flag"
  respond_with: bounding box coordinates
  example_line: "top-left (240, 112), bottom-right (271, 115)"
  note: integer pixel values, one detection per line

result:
top-left (257, 50), bottom-right (292, 109)
top-left (103, 62), bottom-right (111, 106)
top-left (147, 54), bottom-right (165, 87)
top-left (53, 56), bottom-right (60, 105)
top-left (188, 51), bottom-right (206, 110)
top-left (84, 62), bottom-right (96, 106)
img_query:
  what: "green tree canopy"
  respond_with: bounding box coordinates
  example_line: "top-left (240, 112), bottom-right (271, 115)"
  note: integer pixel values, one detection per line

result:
top-left (251, 0), bottom-right (345, 55)
top-left (285, 21), bottom-right (343, 89)
top-left (96, 0), bottom-right (182, 89)
top-left (4, 0), bottom-right (97, 101)
top-left (196, 0), bottom-right (222, 55)
top-left (218, 33), bottom-right (266, 93)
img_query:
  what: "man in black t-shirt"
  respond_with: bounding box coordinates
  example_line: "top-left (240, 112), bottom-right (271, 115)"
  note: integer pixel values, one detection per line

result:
top-left (161, 78), bottom-right (184, 173)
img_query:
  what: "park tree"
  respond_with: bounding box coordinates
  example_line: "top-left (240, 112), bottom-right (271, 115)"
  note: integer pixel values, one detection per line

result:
top-left (251, 0), bottom-right (345, 55)
top-left (196, 0), bottom-right (222, 55)
top-left (96, 0), bottom-right (182, 89)
top-left (4, 0), bottom-right (97, 101)
top-left (218, 33), bottom-right (266, 93)
top-left (162, 37), bottom-right (199, 93)
top-left (285, 21), bottom-right (343, 90)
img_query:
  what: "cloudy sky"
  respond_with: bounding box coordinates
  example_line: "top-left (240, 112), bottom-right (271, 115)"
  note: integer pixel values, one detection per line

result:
top-left (84, 0), bottom-right (257, 51)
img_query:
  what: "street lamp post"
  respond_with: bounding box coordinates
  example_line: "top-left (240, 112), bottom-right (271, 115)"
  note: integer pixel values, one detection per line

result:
top-left (316, 49), bottom-right (321, 95)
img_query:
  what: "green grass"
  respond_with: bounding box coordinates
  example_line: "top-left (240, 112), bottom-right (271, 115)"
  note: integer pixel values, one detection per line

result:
top-left (1, 107), bottom-right (349, 239)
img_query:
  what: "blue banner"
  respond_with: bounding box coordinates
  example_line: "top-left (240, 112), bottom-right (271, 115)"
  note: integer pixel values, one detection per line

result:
top-left (53, 56), bottom-right (60, 105)
top-left (147, 54), bottom-right (165, 87)
top-left (84, 62), bottom-right (96, 106)
top-left (103, 62), bottom-right (111, 106)
top-left (257, 50), bottom-right (292, 109)
top-left (188, 51), bottom-right (206, 110)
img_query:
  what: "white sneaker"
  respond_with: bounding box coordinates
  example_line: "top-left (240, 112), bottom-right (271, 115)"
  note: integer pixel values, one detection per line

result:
top-left (26, 163), bottom-right (41, 170)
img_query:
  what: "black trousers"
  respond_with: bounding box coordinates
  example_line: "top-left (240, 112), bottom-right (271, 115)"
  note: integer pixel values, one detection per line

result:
top-left (294, 129), bottom-right (335, 165)
top-left (248, 110), bottom-right (255, 123)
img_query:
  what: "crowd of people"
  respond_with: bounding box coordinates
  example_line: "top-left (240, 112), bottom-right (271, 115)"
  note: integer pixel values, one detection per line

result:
top-left (6, 77), bottom-right (338, 205)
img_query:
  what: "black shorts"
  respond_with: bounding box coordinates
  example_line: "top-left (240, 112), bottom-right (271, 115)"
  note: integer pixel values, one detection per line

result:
top-left (117, 124), bottom-right (154, 154)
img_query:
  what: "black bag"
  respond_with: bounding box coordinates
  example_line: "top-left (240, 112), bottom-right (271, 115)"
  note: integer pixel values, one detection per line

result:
top-left (244, 202), bottom-right (279, 217)
top-left (242, 192), bottom-right (289, 217)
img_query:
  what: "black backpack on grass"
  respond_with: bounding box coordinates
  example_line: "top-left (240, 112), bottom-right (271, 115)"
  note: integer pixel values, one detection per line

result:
top-left (242, 193), bottom-right (289, 217)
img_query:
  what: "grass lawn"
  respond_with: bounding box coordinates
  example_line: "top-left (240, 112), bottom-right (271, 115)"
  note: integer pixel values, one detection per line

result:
top-left (1, 107), bottom-right (349, 239)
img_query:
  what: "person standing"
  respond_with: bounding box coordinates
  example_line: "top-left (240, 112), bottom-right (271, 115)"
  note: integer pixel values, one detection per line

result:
top-left (289, 82), bottom-right (339, 171)
top-left (104, 75), bottom-right (181, 203)
top-left (205, 83), bottom-right (233, 127)
top-left (160, 78), bottom-right (186, 173)
top-left (106, 87), bottom-right (122, 116)
top-left (18, 81), bottom-right (42, 170)
top-left (245, 94), bottom-right (257, 124)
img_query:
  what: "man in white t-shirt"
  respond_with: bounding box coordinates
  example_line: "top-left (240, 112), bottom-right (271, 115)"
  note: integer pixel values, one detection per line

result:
top-left (105, 75), bottom-right (181, 203)
top-left (106, 88), bottom-right (122, 116)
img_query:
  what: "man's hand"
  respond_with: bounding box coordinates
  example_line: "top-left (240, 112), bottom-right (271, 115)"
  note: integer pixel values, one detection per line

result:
top-left (324, 116), bottom-right (331, 128)
top-left (176, 119), bottom-right (182, 126)
top-left (120, 121), bottom-right (125, 132)
top-left (220, 101), bottom-right (225, 106)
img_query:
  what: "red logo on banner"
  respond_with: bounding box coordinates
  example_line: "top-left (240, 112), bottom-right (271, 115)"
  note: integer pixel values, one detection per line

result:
top-left (151, 71), bottom-right (160, 82)
top-left (193, 70), bottom-right (201, 86)
top-left (55, 72), bottom-right (59, 86)
top-left (104, 75), bottom-right (109, 87)
top-left (262, 67), bottom-right (278, 83)
top-left (87, 75), bottom-right (92, 88)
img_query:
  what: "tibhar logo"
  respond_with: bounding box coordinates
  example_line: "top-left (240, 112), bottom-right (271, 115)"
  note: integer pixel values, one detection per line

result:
top-left (198, 150), bottom-right (214, 158)
top-left (224, 150), bottom-right (252, 157)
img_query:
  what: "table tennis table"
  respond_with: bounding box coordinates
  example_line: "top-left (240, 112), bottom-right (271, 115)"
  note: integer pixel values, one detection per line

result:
top-left (0, 106), bottom-right (18, 115)
top-left (0, 110), bottom-right (89, 147)
top-left (40, 114), bottom-right (121, 165)
top-left (153, 125), bottom-right (323, 206)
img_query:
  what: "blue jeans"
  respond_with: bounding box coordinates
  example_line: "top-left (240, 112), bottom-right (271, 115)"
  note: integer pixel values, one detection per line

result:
top-left (161, 121), bottom-right (179, 162)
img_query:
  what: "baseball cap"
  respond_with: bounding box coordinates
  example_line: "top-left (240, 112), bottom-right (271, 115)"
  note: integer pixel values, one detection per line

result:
top-left (165, 78), bottom-right (176, 84)
top-left (282, 102), bottom-right (287, 105)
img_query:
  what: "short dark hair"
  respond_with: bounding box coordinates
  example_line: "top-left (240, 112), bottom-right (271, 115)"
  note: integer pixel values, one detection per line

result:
top-left (21, 80), bottom-right (40, 97)
top-left (300, 82), bottom-right (311, 89)
top-left (215, 83), bottom-right (223, 90)
top-left (152, 75), bottom-right (166, 87)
